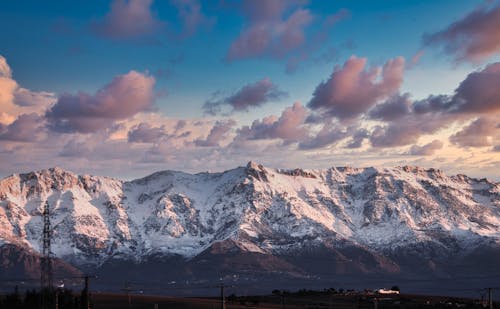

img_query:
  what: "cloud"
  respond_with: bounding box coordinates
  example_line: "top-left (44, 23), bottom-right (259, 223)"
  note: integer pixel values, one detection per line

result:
top-left (452, 62), bottom-right (500, 114)
top-left (0, 55), bottom-right (56, 124)
top-left (203, 78), bottom-right (286, 114)
top-left (409, 140), bottom-right (444, 156)
top-left (194, 119), bottom-right (236, 147)
top-left (423, 3), bottom-right (500, 63)
top-left (170, 0), bottom-right (214, 38)
top-left (14, 88), bottom-right (56, 107)
top-left (226, 0), bottom-right (313, 60)
top-left (92, 0), bottom-right (163, 39)
top-left (0, 56), bottom-right (12, 77)
top-left (235, 102), bottom-right (308, 143)
top-left (59, 140), bottom-right (92, 157)
top-left (298, 123), bottom-right (349, 150)
top-left (410, 50), bottom-right (425, 67)
top-left (0, 64), bottom-right (17, 115)
top-left (307, 56), bottom-right (405, 120)
top-left (412, 95), bottom-right (452, 114)
top-left (0, 113), bottom-right (45, 142)
top-left (46, 70), bottom-right (155, 133)
top-left (364, 61), bottom-right (500, 150)
top-left (450, 117), bottom-right (499, 148)
top-left (413, 62), bottom-right (500, 115)
top-left (346, 128), bottom-right (369, 149)
top-left (128, 123), bottom-right (167, 143)
top-left (368, 93), bottom-right (412, 121)
top-left (285, 9), bottom-right (351, 74)
top-left (323, 8), bottom-right (351, 27)
top-left (369, 113), bottom-right (451, 148)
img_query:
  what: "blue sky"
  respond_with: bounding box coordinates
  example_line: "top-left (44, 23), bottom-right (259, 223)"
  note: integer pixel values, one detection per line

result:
top-left (0, 0), bottom-right (499, 179)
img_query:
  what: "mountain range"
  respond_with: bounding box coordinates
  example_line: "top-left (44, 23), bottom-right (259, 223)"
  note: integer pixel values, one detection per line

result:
top-left (0, 162), bottom-right (499, 295)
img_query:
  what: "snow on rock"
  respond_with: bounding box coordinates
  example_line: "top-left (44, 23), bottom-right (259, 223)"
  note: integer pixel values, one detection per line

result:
top-left (0, 163), bottom-right (498, 266)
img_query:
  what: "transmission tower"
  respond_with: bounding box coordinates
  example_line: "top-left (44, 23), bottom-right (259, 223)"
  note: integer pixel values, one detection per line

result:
top-left (40, 200), bottom-right (53, 291)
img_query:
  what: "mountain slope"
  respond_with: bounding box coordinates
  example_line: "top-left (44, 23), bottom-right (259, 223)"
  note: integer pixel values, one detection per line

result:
top-left (0, 163), bottom-right (498, 290)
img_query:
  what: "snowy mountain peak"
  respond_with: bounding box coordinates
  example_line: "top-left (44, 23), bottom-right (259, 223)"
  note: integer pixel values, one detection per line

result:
top-left (0, 164), bottom-right (498, 268)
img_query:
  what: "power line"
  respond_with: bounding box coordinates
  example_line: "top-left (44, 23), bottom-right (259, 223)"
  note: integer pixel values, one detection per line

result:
top-left (40, 200), bottom-right (53, 309)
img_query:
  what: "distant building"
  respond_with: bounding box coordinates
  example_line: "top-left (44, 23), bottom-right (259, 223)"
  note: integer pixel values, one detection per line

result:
top-left (377, 289), bottom-right (400, 295)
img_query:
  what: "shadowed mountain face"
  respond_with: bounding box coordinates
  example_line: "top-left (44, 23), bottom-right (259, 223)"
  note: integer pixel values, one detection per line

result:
top-left (0, 162), bottom-right (498, 293)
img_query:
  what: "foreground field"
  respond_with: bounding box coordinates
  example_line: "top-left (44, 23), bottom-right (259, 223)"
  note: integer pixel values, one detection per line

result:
top-left (64, 292), bottom-right (499, 309)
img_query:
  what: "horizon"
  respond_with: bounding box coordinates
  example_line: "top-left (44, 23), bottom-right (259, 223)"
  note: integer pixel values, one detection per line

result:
top-left (0, 0), bottom-right (499, 181)
top-left (3, 160), bottom-right (499, 183)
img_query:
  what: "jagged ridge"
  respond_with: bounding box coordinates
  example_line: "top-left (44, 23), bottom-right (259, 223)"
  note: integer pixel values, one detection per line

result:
top-left (0, 162), bottom-right (498, 275)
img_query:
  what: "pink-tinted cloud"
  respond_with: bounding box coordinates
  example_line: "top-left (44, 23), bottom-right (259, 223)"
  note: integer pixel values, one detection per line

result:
top-left (92, 0), bottom-right (163, 39)
top-left (369, 113), bottom-right (451, 148)
top-left (424, 3), bottom-right (500, 63)
top-left (226, 0), bottom-right (313, 60)
top-left (0, 56), bottom-right (12, 77)
top-left (324, 8), bottom-right (351, 27)
top-left (308, 56), bottom-right (405, 120)
top-left (0, 55), bottom-right (56, 124)
top-left (203, 78), bottom-right (286, 115)
top-left (409, 50), bottom-right (424, 68)
top-left (195, 119), bottom-right (236, 147)
top-left (128, 123), bottom-right (167, 143)
top-left (413, 62), bottom-right (500, 115)
top-left (46, 71), bottom-right (155, 133)
top-left (236, 102), bottom-right (308, 143)
top-left (285, 9), bottom-right (350, 74)
top-left (450, 117), bottom-right (499, 148)
top-left (409, 140), bottom-right (444, 156)
top-left (0, 113), bottom-right (44, 142)
top-left (170, 0), bottom-right (214, 38)
top-left (14, 88), bottom-right (56, 107)
top-left (0, 59), bottom-right (18, 117)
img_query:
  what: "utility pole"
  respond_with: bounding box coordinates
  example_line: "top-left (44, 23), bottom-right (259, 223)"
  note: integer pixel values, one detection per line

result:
top-left (488, 288), bottom-right (492, 309)
top-left (84, 275), bottom-right (90, 309)
top-left (40, 200), bottom-right (53, 309)
top-left (122, 282), bottom-right (133, 309)
top-left (219, 283), bottom-right (226, 309)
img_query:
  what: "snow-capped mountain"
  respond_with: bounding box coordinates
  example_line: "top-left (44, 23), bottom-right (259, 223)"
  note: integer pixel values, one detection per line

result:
top-left (0, 162), bottom-right (499, 290)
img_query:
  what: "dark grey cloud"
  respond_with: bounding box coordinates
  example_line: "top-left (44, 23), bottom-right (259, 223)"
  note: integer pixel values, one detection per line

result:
top-left (412, 95), bottom-right (452, 114)
top-left (452, 62), bottom-right (500, 114)
top-left (0, 113), bottom-right (44, 142)
top-left (128, 123), bottom-right (167, 143)
top-left (409, 140), bottom-right (444, 156)
top-left (298, 123), bottom-right (349, 150)
top-left (194, 119), bottom-right (236, 147)
top-left (203, 78), bottom-right (286, 115)
top-left (59, 140), bottom-right (92, 157)
top-left (368, 93), bottom-right (412, 121)
top-left (346, 128), bottom-right (369, 149)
